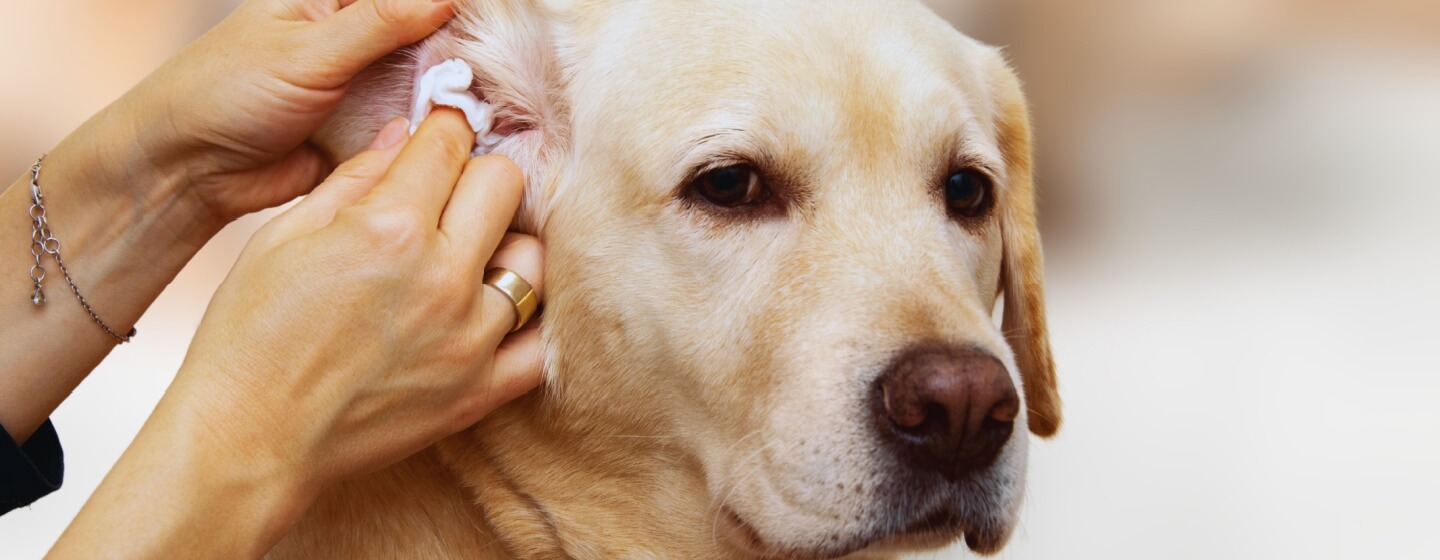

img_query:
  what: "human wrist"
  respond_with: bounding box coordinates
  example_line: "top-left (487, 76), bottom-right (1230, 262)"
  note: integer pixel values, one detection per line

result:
top-left (163, 362), bottom-right (325, 500)
top-left (47, 93), bottom-right (230, 256)
top-left (150, 392), bottom-right (318, 553)
top-left (0, 101), bottom-right (225, 443)
top-left (48, 392), bottom-right (317, 560)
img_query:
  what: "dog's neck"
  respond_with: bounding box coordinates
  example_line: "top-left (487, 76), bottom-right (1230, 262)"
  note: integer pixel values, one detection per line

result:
top-left (434, 391), bottom-right (751, 559)
top-left (274, 367), bottom-right (901, 559)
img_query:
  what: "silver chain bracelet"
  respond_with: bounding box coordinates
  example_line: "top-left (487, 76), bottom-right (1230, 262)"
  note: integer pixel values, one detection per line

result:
top-left (28, 155), bottom-right (137, 344)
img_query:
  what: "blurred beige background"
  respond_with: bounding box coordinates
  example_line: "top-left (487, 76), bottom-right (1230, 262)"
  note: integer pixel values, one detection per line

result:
top-left (3, 1), bottom-right (1439, 558)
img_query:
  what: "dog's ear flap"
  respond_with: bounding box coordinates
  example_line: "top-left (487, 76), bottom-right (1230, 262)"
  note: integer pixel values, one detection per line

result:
top-left (316, 0), bottom-right (568, 233)
top-left (991, 57), bottom-right (1062, 437)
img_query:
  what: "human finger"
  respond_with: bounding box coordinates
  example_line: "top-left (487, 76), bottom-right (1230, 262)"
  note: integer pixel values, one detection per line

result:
top-left (440, 155), bottom-right (525, 266)
top-left (273, 117), bottom-right (412, 236)
top-left (360, 108), bottom-right (475, 224)
top-left (295, 0), bottom-right (455, 89)
top-left (474, 233), bottom-right (544, 343)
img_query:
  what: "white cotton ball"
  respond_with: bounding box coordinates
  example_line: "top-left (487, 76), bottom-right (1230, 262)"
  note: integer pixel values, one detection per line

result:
top-left (409, 59), bottom-right (505, 156)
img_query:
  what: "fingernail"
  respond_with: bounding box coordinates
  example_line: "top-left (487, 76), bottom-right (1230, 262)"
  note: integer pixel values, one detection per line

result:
top-left (370, 117), bottom-right (410, 150)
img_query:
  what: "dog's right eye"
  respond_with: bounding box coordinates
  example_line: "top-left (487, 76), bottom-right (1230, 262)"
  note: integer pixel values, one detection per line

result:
top-left (692, 165), bottom-right (766, 207)
top-left (945, 169), bottom-right (993, 219)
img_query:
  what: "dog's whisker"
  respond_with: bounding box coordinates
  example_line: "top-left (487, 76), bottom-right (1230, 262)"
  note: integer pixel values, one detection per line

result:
top-left (709, 434), bottom-right (803, 551)
top-left (708, 428), bottom-right (770, 548)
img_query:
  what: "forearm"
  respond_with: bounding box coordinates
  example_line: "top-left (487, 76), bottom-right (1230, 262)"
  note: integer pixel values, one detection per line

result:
top-left (47, 391), bottom-right (312, 559)
top-left (0, 96), bottom-right (224, 443)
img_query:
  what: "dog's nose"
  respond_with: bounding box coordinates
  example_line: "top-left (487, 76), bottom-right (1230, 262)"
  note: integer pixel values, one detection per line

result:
top-left (874, 345), bottom-right (1019, 480)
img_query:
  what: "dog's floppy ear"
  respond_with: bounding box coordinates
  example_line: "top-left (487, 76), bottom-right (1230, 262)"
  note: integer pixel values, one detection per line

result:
top-left (990, 57), bottom-right (1062, 437)
top-left (316, 0), bottom-right (568, 233)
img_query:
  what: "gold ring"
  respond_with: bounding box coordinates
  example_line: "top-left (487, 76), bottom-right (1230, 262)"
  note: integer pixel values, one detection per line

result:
top-left (484, 268), bottom-right (539, 333)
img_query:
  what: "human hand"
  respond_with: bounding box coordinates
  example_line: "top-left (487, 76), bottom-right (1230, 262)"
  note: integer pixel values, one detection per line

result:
top-left (119, 0), bottom-right (455, 224)
top-left (0, 0), bottom-right (458, 443)
top-left (173, 108), bottom-right (544, 491)
top-left (46, 108), bottom-right (543, 559)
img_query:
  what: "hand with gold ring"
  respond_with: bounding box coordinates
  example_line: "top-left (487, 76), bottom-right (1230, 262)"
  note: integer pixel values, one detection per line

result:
top-left (48, 108), bottom-right (543, 558)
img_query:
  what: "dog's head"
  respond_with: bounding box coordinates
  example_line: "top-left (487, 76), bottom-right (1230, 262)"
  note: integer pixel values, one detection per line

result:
top-left (320, 0), bottom-right (1059, 556)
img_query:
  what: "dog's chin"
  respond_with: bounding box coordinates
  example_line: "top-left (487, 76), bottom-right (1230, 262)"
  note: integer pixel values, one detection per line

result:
top-left (718, 505), bottom-right (1009, 559)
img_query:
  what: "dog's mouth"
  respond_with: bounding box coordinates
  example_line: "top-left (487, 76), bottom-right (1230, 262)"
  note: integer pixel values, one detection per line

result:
top-left (718, 506), bottom-right (990, 559)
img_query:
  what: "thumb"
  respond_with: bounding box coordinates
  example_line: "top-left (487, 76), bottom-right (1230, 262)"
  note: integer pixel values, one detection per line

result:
top-left (301, 0), bottom-right (455, 88)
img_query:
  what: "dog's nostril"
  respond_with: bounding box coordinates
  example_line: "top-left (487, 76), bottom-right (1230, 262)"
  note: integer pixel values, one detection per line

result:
top-left (891, 402), bottom-right (951, 439)
top-left (873, 345), bottom-right (1019, 481)
top-left (918, 402), bottom-right (949, 434)
top-left (988, 392), bottom-right (1020, 424)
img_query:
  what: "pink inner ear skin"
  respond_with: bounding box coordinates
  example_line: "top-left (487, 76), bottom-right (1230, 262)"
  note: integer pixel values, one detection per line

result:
top-left (405, 24), bottom-right (545, 154)
top-left (344, 1), bottom-right (568, 235)
top-left (489, 117), bottom-right (529, 137)
top-left (410, 26), bottom-right (465, 101)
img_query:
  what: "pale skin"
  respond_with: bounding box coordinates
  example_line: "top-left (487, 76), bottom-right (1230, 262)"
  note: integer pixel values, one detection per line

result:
top-left (0, 0), bottom-right (544, 557)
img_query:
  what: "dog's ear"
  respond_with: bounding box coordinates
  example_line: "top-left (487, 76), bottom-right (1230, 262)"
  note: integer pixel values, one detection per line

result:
top-left (316, 0), bottom-right (568, 233)
top-left (990, 56), bottom-right (1062, 437)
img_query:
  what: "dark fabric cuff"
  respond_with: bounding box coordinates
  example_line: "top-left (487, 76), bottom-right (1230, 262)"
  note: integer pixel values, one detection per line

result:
top-left (0, 419), bottom-right (65, 515)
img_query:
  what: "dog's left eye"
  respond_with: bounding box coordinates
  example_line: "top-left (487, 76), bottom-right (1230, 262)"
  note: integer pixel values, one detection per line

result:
top-left (692, 165), bottom-right (766, 207)
top-left (945, 169), bottom-right (992, 218)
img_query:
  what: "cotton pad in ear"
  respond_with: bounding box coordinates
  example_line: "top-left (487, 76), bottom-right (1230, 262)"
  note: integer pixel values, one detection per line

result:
top-left (410, 59), bottom-right (507, 156)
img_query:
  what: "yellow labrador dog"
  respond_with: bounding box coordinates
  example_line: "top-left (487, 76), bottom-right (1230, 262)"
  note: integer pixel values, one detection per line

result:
top-left (277, 0), bottom-right (1060, 557)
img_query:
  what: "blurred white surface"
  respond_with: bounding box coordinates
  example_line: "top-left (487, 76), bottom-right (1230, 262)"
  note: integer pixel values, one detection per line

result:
top-left (2, 1), bottom-right (1438, 559)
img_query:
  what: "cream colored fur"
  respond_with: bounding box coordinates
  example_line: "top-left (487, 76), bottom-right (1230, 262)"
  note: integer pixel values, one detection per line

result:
top-left (280, 1), bottom-right (1060, 558)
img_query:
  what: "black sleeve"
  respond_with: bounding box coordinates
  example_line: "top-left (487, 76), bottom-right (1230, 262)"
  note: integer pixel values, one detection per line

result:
top-left (1, 419), bottom-right (65, 515)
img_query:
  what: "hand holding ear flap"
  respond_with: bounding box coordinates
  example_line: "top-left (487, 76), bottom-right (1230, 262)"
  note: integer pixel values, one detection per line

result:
top-left (314, 0), bottom-right (569, 234)
top-left (991, 55), bottom-right (1062, 437)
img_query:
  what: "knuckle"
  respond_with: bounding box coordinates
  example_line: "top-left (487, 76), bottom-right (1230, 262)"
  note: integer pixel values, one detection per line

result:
top-left (419, 127), bottom-right (471, 162)
top-left (368, 0), bottom-right (413, 30)
top-left (341, 206), bottom-right (428, 247)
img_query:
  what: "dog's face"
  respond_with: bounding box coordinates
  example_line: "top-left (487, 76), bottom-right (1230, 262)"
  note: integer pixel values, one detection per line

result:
top-left (320, 0), bottom-right (1060, 557)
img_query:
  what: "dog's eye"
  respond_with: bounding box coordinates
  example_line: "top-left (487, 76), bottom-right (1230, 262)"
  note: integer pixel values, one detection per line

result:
top-left (693, 165), bottom-right (765, 207)
top-left (945, 169), bottom-right (991, 218)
